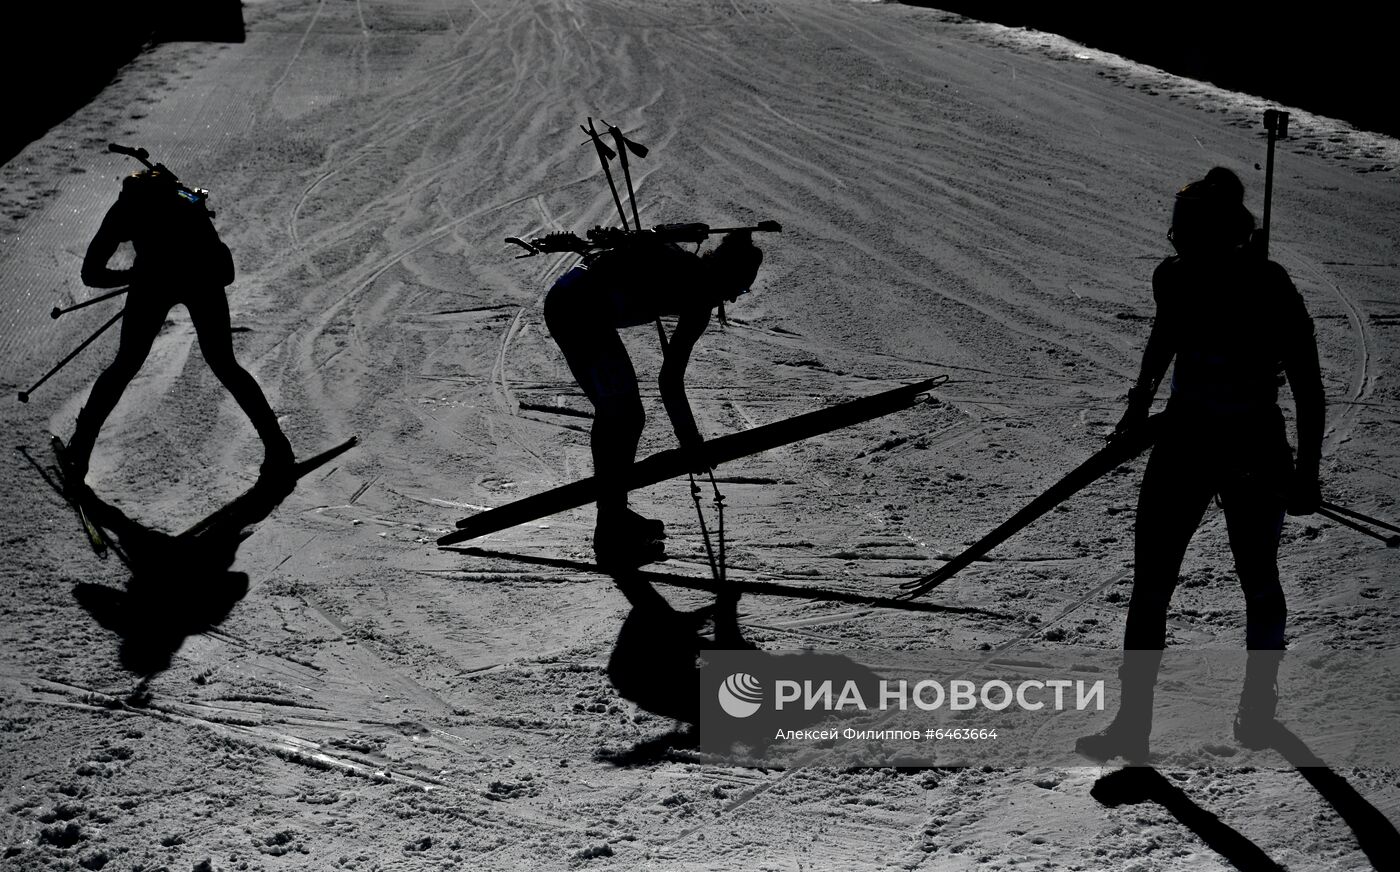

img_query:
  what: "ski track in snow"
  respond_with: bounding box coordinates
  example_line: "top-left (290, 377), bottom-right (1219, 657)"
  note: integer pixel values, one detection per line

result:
top-left (1, 0), bottom-right (1397, 870)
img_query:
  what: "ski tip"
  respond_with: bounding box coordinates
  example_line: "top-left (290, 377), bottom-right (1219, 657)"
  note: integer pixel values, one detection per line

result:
top-left (437, 529), bottom-right (469, 547)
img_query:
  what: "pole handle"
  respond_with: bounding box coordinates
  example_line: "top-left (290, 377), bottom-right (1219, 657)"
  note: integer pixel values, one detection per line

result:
top-left (108, 143), bottom-right (154, 169)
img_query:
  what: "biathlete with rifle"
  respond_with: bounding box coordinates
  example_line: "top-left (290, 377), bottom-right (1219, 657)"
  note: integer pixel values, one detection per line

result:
top-left (61, 148), bottom-right (294, 486)
top-left (1078, 166), bottom-right (1325, 763)
top-left (543, 230), bottom-right (763, 568)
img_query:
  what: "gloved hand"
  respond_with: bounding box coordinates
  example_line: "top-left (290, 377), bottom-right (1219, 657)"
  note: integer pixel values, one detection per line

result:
top-left (1287, 461), bottom-right (1321, 516)
top-left (678, 431), bottom-right (715, 473)
top-left (1110, 386), bottom-right (1153, 441)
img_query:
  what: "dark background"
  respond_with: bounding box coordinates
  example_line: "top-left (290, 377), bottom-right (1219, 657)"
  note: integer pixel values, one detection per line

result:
top-left (0, 2), bottom-right (245, 166)
top-left (904, 3), bottom-right (1397, 140)
top-left (2, 5), bottom-right (1393, 168)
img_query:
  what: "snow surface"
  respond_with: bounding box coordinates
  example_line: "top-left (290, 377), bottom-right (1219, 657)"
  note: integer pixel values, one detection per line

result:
top-left (1, 1), bottom-right (1397, 869)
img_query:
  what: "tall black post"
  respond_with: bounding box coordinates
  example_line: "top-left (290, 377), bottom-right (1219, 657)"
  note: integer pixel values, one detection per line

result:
top-left (1260, 109), bottom-right (1290, 258)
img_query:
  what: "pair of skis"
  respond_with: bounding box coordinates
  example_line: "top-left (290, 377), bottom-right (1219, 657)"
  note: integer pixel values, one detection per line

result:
top-left (438, 376), bottom-right (946, 547)
top-left (50, 436), bottom-right (109, 555)
top-left (435, 394), bottom-right (1144, 595)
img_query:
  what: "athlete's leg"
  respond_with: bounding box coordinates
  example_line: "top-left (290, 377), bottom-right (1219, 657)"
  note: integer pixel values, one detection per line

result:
top-left (1123, 438), bottom-right (1216, 650)
top-left (561, 328), bottom-right (643, 516)
top-left (1080, 435), bottom-right (1214, 761)
top-left (1220, 475), bottom-right (1288, 650)
top-left (1220, 459), bottom-right (1289, 744)
top-left (67, 286), bottom-right (171, 478)
top-left (185, 288), bottom-right (292, 464)
top-left (544, 273), bottom-right (645, 515)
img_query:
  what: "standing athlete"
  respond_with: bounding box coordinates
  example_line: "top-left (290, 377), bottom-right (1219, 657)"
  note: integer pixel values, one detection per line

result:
top-left (543, 232), bottom-right (763, 567)
top-left (63, 165), bottom-right (294, 485)
top-left (1078, 167), bottom-right (1325, 763)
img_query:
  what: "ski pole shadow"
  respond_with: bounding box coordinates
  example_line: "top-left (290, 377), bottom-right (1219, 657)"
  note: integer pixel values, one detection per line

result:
top-left (1265, 724), bottom-right (1400, 870)
top-left (68, 480), bottom-right (297, 676)
top-left (1091, 767), bottom-right (1286, 872)
top-left (448, 545), bottom-right (1011, 618)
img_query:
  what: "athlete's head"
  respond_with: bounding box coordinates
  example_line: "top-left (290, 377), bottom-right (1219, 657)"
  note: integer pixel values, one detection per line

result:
top-left (121, 166), bottom-right (178, 196)
top-left (1169, 167), bottom-right (1255, 255)
top-left (703, 231), bottom-right (763, 303)
top-left (119, 167), bottom-right (184, 221)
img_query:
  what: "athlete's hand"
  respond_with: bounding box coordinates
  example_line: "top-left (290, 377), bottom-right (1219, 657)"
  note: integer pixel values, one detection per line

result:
top-left (1287, 464), bottom-right (1321, 516)
top-left (1108, 386), bottom-right (1153, 442)
top-left (679, 433), bottom-right (715, 473)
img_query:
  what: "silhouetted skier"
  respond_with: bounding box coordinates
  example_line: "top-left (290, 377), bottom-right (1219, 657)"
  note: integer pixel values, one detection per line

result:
top-left (544, 231), bottom-right (763, 567)
top-left (63, 165), bottom-right (293, 483)
top-left (1078, 167), bottom-right (1324, 763)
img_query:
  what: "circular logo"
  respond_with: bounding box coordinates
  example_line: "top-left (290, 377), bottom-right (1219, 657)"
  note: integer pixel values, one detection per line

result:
top-left (718, 672), bottom-right (763, 718)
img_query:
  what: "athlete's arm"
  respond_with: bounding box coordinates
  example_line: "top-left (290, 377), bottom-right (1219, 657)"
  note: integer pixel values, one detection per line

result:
top-left (80, 201), bottom-right (135, 289)
top-left (1114, 265), bottom-right (1177, 437)
top-left (659, 306), bottom-right (711, 450)
top-left (1132, 319), bottom-right (1175, 402)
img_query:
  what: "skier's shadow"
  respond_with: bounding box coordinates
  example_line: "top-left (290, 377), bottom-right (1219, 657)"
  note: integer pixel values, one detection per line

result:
top-left (1268, 724), bottom-right (1400, 870)
top-left (1092, 767), bottom-right (1286, 871)
top-left (598, 571), bottom-right (885, 768)
top-left (70, 481), bottom-right (295, 676)
top-left (595, 572), bottom-right (746, 765)
top-left (1092, 726), bottom-right (1400, 872)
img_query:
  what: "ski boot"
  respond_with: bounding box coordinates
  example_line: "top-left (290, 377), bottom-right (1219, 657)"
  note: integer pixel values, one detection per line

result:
top-left (61, 411), bottom-right (97, 486)
top-left (594, 507), bottom-right (666, 570)
top-left (1076, 714), bottom-right (1150, 765)
top-left (1076, 653), bottom-right (1160, 765)
top-left (1232, 650), bottom-right (1284, 750)
top-left (53, 434), bottom-right (96, 499)
top-left (623, 507), bottom-right (665, 540)
top-left (258, 434), bottom-right (297, 481)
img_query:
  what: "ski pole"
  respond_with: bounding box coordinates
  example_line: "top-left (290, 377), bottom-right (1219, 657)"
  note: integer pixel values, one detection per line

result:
top-left (1318, 500), bottom-right (1400, 534)
top-left (1316, 505), bottom-right (1400, 547)
top-left (705, 468), bottom-right (728, 586)
top-left (1318, 500), bottom-right (1400, 536)
top-left (51, 288), bottom-right (128, 319)
top-left (18, 308), bottom-right (124, 403)
top-left (600, 122), bottom-right (672, 353)
top-left (690, 471), bottom-right (721, 581)
top-left (605, 122), bottom-right (647, 231)
top-left (1260, 109), bottom-right (1289, 257)
top-left (898, 412), bottom-right (1164, 600)
top-left (581, 118), bottom-right (630, 231)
